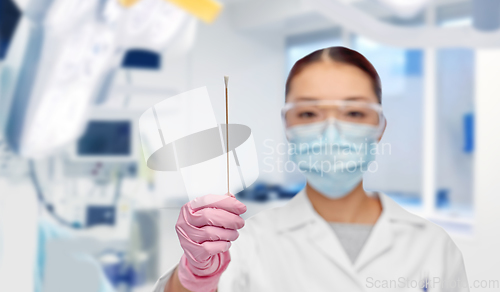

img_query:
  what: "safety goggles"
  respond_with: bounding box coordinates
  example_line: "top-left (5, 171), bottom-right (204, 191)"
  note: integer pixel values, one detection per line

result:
top-left (282, 100), bottom-right (385, 139)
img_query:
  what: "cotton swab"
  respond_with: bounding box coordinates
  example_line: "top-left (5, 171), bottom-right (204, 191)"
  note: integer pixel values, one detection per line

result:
top-left (224, 76), bottom-right (230, 196)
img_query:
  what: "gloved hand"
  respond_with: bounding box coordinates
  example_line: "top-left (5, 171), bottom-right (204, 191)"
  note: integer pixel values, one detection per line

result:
top-left (175, 194), bottom-right (247, 292)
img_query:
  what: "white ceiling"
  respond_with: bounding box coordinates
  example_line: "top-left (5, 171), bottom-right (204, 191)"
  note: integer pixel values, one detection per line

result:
top-left (224, 0), bottom-right (472, 33)
top-left (223, 0), bottom-right (500, 48)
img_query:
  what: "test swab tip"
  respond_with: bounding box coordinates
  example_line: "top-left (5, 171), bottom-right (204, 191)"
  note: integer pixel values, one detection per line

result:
top-left (224, 76), bottom-right (229, 87)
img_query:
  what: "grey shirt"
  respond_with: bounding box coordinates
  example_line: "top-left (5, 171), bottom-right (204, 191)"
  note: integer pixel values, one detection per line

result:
top-left (329, 222), bottom-right (374, 264)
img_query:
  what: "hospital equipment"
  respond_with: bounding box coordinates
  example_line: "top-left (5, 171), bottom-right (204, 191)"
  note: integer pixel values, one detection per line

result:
top-left (4, 1), bottom-right (121, 158)
top-left (166, 0), bottom-right (222, 24)
top-left (26, 109), bottom-right (139, 229)
top-left (472, 0), bottom-right (500, 31)
top-left (77, 121), bottom-right (133, 159)
top-left (0, 0), bottom-right (196, 159)
top-left (0, 0), bottom-right (197, 228)
top-left (0, 0), bottom-right (220, 291)
top-left (30, 159), bottom-right (127, 229)
top-left (69, 110), bottom-right (140, 163)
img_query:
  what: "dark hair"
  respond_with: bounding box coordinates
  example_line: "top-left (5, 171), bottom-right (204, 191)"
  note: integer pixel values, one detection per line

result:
top-left (285, 46), bottom-right (382, 103)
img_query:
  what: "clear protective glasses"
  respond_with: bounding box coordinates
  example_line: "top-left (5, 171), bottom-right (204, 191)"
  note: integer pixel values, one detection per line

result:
top-left (282, 99), bottom-right (385, 140)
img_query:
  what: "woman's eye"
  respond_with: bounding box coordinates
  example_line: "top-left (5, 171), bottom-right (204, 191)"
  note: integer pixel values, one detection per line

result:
top-left (346, 111), bottom-right (365, 118)
top-left (298, 111), bottom-right (317, 118)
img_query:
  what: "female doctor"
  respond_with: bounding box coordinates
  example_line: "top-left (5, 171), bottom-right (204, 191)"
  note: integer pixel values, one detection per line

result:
top-left (155, 47), bottom-right (469, 292)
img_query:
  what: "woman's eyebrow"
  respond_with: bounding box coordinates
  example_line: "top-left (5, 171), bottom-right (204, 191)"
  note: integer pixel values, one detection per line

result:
top-left (294, 97), bottom-right (320, 101)
top-left (344, 96), bottom-right (372, 101)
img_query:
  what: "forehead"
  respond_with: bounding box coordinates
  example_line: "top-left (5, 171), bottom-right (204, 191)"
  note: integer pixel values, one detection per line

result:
top-left (287, 61), bottom-right (378, 103)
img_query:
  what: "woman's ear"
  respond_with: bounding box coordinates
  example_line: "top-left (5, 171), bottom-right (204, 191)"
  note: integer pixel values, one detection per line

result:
top-left (378, 119), bottom-right (387, 142)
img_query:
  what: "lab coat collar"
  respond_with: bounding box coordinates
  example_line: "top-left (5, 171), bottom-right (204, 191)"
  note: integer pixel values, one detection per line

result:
top-left (274, 188), bottom-right (317, 233)
top-left (274, 189), bottom-right (362, 286)
top-left (275, 188), bottom-right (424, 233)
top-left (352, 193), bottom-right (426, 271)
top-left (275, 188), bottom-right (425, 279)
top-left (353, 195), bottom-right (393, 271)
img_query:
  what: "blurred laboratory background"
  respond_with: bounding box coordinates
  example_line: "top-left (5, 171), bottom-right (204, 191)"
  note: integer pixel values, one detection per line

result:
top-left (1, 0), bottom-right (499, 291)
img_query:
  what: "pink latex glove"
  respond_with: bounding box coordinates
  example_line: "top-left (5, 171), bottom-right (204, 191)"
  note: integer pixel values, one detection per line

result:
top-left (176, 194), bottom-right (247, 292)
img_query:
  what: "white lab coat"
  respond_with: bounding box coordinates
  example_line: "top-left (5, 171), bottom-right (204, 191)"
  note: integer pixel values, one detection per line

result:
top-left (154, 190), bottom-right (469, 292)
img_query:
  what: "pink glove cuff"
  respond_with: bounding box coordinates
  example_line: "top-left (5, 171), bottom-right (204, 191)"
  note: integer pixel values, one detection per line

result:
top-left (178, 250), bottom-right (231, 292)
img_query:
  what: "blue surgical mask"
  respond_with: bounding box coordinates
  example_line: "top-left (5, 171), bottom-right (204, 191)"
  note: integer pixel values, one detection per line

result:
top-left (287, 120), bottom-right (379, 199)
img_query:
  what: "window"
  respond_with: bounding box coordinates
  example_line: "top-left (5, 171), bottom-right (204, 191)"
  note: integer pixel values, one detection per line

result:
top-left (351, 36), bottom-right (425, 208)
top-left (435, 48), bottom-right (474, 217)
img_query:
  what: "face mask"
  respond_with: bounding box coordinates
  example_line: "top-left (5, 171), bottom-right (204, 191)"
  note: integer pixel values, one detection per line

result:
top-left (287, 120), bottom-right (379, 199)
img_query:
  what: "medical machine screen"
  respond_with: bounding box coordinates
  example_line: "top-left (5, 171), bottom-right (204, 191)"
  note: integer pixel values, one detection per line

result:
top-left (77, 121), bottom-right (131, 156)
